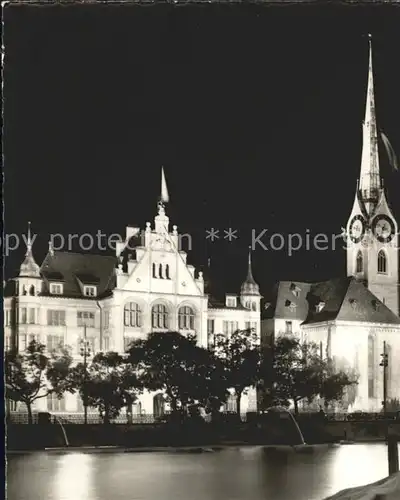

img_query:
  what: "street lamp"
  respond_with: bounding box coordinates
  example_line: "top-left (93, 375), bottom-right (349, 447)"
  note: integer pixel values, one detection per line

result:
top-left (79, 323), bottom-right (92, 425)
top-left (379, 341), bottom-right (389, 415)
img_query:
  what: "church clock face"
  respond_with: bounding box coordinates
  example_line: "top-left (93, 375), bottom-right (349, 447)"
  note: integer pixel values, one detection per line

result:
top-left (349, 215), bottom-right (366, 244)
top-left (371, 214), bottom-right (395, 243)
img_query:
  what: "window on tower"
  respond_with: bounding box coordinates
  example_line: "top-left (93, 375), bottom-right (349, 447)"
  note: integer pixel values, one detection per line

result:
top-left (377, 250), bottom-right (387, 274)
top-left (356, 251), bottom-right (363, 273)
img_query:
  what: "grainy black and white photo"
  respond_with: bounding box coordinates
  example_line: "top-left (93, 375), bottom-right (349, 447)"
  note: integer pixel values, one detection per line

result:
top-left (3, 1), bottom-right (400, 499)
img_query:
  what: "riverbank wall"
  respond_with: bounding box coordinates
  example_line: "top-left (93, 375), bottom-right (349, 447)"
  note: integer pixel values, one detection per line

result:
top-left (7, 419), bottom-right (400, 451)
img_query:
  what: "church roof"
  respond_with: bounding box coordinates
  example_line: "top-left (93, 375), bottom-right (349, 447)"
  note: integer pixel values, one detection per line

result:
top-left (40, 251), bottom-right (116, 298)
top-left (263, 277), bottom-right (400, 326)
top-left (262, 280), bottom-right (311, 320)
top-left (303, 277), bottom-right (400, 325)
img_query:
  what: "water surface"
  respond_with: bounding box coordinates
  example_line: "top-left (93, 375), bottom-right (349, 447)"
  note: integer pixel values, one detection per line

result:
top-left (7, 443), bottom-right (397, 500)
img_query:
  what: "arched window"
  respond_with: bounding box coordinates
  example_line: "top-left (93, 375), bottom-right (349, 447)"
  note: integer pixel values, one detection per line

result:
top-left (165, 264), bottom-right (170, 279)
top-left (124, 302), bottom-right (142, 328)
top-left (152, 304), bottom-right (169, 329)
top-left (377, 250), bottom-right (387, 274)
top-left (178, 306), bottom-right (195, 330)
top-left (29, 285), bottom-right (35, 296)
top-left (159, 264), bottom-right (163, 279)
top-left (368, 335), bottom-right (375, 398)
top-left (22, 285), bottom-right (27, 296)
top-left (152, 263), bottom-right (157, 278)
top-left (356, 251), bottom-right (363, 273)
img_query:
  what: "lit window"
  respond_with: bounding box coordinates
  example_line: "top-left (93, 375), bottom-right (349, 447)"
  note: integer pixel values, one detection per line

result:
top-left (226, 297), bottom-right (237, 308)
top-left (152, 304), bottom-right (169, 329)
top-left (245, 321), bottom-right (257, 332)
top-left (50, 283), bottom-right (63, 295)
top-left (377, 250), bottom-right (387, 274)
top-left (5, 309), bottom-right (10, 326)
top-left (29, 308), bottom-right (35, 324)
top-left (77, 311), bottom-right (95, 327)
top-left (103, 336), bottom-right (110, 351)
top-left (178, 306), bottom-right (195, 330)
top-left (47, 310), bottom-right (66, 326)
top-left (20, 308), bottom-right (27, 324)
top-left (83, 286), bottom-right (96, 297)
top-left (47, 335), bottom-right (64, 352)
top-left (222, 321), bottom-right (239, 335)
top-left (5, 336), bottom-right (11, 351)
top-left (103, 310), bottom-right (110, 330)
top-left (124, 303), bottom-right (142, 328)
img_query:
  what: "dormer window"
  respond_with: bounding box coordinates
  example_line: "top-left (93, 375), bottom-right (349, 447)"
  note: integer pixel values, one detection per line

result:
top-left (264, 302), bottom-right (271, 310)
top-left (290, 283), bottom-right (301, 297)
top-left (285, 299), bottom-right (297, 312)
top-left (50, 283), bottom-right (63, 295)
top-left (349, 298), bottom-right (358, 309)
top-left (226, 296), bottom-right (237, 308)
top-left (372, 299), bottom-right (380, 312)
top-left (316, 301), bottom-right (325, 313)
top-left (84, 286), bottom-right (97, 297)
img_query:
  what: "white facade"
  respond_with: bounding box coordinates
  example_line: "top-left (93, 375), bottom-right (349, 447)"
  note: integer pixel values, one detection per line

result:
top-left (4, 202), bottom-right (261, 417)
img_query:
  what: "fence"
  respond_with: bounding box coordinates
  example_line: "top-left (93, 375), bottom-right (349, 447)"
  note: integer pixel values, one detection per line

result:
top-left (7, 410), bottom-right (400, 425)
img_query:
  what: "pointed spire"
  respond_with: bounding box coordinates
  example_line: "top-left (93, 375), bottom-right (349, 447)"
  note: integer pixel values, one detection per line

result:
top-left (241, 246), bottom-right (260, 296)
top-left (359, 34), bottom-right (381, 215)
top-left (19, 222), bottom-right (40, 278)
top-left (160, 166), bottom-right (169, 204)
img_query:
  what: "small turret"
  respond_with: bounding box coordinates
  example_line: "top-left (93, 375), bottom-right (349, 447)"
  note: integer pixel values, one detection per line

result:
top-left (19, 222), bottom-right (40, 278)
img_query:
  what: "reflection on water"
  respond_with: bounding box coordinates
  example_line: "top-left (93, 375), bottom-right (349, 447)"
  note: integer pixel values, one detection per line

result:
top-left (7, 444), bottom-right (399, 500)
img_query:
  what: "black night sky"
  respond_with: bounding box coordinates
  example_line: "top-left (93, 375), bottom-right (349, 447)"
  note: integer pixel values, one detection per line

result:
top-left (3, 3), bottom-right (400, 298)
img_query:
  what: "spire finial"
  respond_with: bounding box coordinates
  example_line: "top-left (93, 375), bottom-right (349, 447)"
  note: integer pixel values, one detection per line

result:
top-left (26, 221), bottom-right (32, 255)
top-left (247, 246), bottom-right (254, 281)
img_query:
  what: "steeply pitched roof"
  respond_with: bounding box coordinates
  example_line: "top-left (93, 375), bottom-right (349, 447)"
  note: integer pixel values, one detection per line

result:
top-left (303, 277), bottom-right (400, 325)
top-left (262, 281), bottom-right (311, 320)
top-left (40, 251), bottom-right (116, 299)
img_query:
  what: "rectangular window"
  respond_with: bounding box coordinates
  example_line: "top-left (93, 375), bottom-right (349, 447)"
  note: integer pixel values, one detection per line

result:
top-left (124, 336), bottom-right (132, 352)
top-left (5, 309), bottom-right (10, 326)
top-left (245, 321), bottom-right (257, 332)
top-left (226, 297), bottom-right (237, 308)
top-left (285, 321), bottom-right (293, 334)
top-left (19, 334), bottom-right (27, 352)
top-left (47, 310), bottom-right (66, 326)
top-left (103, 336), bottom-right (110, 351)
top-left (47, 335), bottom-right (64, 351)
top-left (50, 283), bottom-right (63, 295)
top-left (29, 308), bottom-right (35, 324)
top-left (20, 308), bottom-right (27, 324)
top-left (223, 321), bottom-right (239, 335)
top-left (77, 311), bottom-right (95, 327)
top-left (83, 286), bottom-right (96, 297)
top-left (47, 393), bottom-right (65, 412)
top-left (207, 319), bottom-right (215, 334)
top-left (5, 336), bottom-right (11, 351)
top-left (104, 311), bottom-right (110, 330)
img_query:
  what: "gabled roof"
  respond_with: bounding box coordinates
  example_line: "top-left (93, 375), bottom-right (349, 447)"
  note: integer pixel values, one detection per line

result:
top-left (40, 251), bottom-right (116, 299)
top-left (303, 277), bottom-right (400, 325)
top-left (262, 280), bottom-right (311, 321)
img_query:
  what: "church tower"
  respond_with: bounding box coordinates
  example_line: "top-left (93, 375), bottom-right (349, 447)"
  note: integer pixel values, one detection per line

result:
top-left (346, 36), bottom-right (399, 315)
